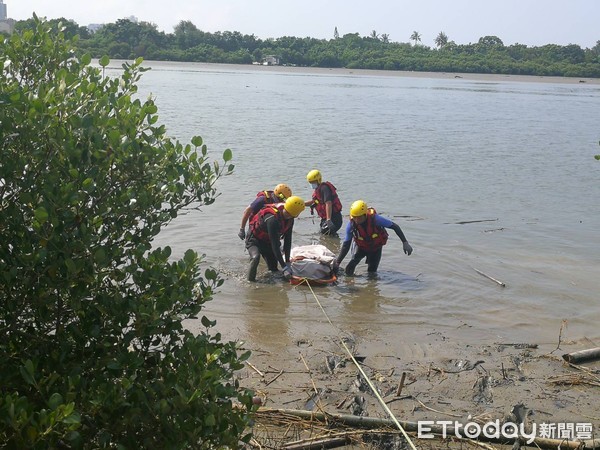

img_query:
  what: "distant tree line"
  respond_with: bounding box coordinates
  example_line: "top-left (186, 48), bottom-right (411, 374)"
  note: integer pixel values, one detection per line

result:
top-left (12, 17), bottom-right (600, 77)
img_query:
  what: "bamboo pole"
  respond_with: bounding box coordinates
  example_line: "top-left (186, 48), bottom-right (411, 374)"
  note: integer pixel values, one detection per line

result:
top-left (473, 267), bottom-right (506, 287)
top-left (247, 361), bottom-right (265, 377)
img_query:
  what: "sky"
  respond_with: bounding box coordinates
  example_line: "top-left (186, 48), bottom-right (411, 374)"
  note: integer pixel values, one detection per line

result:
top-left (7, 0), bottom-right (600, 49)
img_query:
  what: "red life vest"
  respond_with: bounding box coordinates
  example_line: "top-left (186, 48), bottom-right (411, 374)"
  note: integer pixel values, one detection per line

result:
top-left (249, 204), bottom-right (293, 242)
top-left (351, 208), bottom-right (388, 251)
top-left (311, 181), bottom-right (342, 219)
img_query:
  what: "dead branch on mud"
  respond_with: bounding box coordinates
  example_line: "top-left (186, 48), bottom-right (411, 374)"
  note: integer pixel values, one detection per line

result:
top-left (251, 408), bottom-right (595, 450)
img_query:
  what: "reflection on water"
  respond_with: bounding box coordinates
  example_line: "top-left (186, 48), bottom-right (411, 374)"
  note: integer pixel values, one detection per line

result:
top-left (243, 285), bottom-right (291, 349)
top-left (337, 271), bottom-right (419, 320)
top-left (316, 233), bottom-right (342, 254)
top-left (336, 279), bottom-right (381, 316)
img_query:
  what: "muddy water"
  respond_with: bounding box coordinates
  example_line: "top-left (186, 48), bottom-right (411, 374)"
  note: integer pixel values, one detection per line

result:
top-left (117, 61), bottom-right (600, 355)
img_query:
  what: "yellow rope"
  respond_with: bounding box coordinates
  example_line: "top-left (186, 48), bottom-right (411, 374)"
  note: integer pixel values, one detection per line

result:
top-left (301, 278), bottom-right (419, 450)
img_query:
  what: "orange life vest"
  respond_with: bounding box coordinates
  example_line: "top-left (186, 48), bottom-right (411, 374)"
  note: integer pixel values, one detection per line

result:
top-left (351, 208), bottom-right (388, 251)
top-left (311, 181), bottom-right (342, 219)
top-left (249, 204), bottom-right (293, 242)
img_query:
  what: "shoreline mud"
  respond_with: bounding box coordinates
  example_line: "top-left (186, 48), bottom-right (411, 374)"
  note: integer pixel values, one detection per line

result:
top-left (230, 319), bottom-right (600, 448)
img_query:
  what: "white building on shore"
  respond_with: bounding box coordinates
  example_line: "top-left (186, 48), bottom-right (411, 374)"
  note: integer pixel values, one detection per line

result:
top-left (263, 55), bottom-right (280, 66)
top-left (0, 0), bottom-right (14, 34)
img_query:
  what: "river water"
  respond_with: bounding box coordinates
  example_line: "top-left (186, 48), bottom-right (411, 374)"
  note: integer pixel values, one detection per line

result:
top-left (107, 61), bottom-right (600, 352)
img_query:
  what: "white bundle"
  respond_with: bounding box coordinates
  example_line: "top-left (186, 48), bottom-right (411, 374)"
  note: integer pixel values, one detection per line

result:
top-left (289, 245), bottom-right (335, 279)
top-left (290, 244), bottom-right (335, 264)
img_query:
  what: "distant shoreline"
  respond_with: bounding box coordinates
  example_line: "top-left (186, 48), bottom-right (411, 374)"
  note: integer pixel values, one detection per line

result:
top-left (132, 60), bottom-right (600, 85)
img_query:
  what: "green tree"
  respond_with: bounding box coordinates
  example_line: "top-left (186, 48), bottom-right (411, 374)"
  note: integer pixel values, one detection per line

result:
top-left (174, 20), bottom-right (204, 49)
top-left (11, 15), bottom-right (600, 77)
top-left (15, 17), bottom-right (91, 40)
top-left (252, 47), bottom-right (264, 62)
top-left (435, 31), bottom-right (448, 49)
top-left (88, 18), bottom-right (167, 58)
top-left (0, 17), bottom-right (254, 448)
top-left (478, 35), bottom-right (504, 47)
top-left (410, 30), bottom-right (422, 46)
top-left (560, 44), bottom-right (585, 64)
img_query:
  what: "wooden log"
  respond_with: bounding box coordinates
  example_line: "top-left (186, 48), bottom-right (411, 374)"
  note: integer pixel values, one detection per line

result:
top-left (256, 408), bottom-right (594, 450)
top-left (282, 431), bottom-right (391, 450)
top-left (447, 219), bottom-right (498, 225)
top-left (282, 435), bottom-right (352, 450)
top-left (562, 347), bottom-right (600, 364)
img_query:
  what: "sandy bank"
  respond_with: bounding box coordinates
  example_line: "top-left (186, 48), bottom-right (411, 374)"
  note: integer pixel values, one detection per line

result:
top-left (139, 60), bottom-right (600, 85)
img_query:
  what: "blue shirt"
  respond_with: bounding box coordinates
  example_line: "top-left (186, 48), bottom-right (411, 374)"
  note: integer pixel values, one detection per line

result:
top-left (342, 214), bottom-right (394, 243)
top-left (249, 196), bottom-right (268, 214)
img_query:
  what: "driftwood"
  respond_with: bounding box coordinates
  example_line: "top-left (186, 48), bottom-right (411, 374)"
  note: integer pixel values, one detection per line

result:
top-left (548, 373), bottom-right (600, 388)
top-left (282, 430), bottom-right (407, 450)
top-left (562, 347), bottom-right (600, 364)
top-left (473, 267), bottom-right (506, 287)
top-left (265, 369), bottom-right (284, 386)
top-left (395, 372), bottom-right (406, 397)
top-left (410, 396), bottom-right (461, 418)
top-left (282, 433), bottom-right (353, 450)
top-left (550, 320), bottom-right (568, 354)
top-left (392, 215), bottom-right (425, 220)
top-left (484, 227), bottom-right (506, 233)
top-left (496, 343), bottom-right (539, 349)
top-left (247, 361), bottom-right (265, 377)
top-left (446, 219), bottom-right (498, 225)
top-left (255, 407), bottom-right (598, 450)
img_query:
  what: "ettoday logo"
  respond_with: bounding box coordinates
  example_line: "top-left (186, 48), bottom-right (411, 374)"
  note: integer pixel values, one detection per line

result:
top-left (417, 419), bottom-right (593, 443)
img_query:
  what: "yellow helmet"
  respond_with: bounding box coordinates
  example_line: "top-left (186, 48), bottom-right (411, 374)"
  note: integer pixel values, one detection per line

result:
top-left (306, 169), bottom-right (322, 184)
top-left (350, 200), bottom-right (368, 218)
top-left (274, 183), bottom-right (292, 200)
top-left (284, 196), bottom-right (305, 218)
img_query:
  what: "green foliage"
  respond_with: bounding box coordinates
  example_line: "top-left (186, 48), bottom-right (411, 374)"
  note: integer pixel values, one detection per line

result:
top-left (11, 15), bottom-right (600, 77)
top-left (14, 17), bottom-right (91, 40)
top-left (478, 35), bottom-right (504, 48)
top-left (434, 31), bottom-right (448, 49)
top-left (0, 17), bottom-right (253, 449)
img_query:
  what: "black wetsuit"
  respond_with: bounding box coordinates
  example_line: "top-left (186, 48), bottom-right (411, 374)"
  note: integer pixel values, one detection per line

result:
top-left (245, 212), bottom-right (292, 280)
top-left (314, 183), bottom-right (343, 235)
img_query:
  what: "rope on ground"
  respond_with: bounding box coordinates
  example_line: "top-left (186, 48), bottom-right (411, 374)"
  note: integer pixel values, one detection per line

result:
top-left (300, 278), bottom-right (418, 450)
